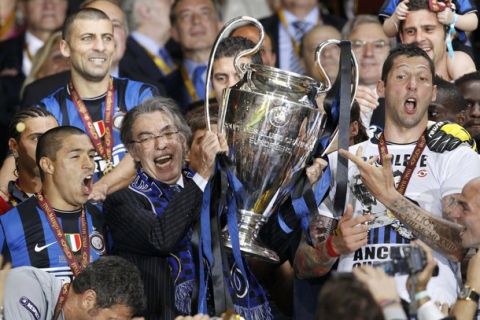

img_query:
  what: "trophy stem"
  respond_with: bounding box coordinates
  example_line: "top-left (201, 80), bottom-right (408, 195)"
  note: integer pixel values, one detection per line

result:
top-left (222, 210), bottom-right (280, 263)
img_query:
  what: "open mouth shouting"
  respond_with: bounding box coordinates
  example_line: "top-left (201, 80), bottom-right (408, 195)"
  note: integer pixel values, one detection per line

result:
top-left (154, 154), bottom-right (173, 167)
top-left (81, 175), bottom-right (93, 195)
top-left (405, 98), bottom-right (417, 115)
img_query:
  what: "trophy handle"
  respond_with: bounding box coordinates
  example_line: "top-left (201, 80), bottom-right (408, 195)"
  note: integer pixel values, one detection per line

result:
top-left (315, 40), bottom-right (359, 100)
top-left (204, 16), bottom-right (265, 131)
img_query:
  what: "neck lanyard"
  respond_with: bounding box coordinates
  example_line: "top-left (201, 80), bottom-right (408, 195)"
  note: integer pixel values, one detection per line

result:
top-left (278, 9), bottom-right (302, 58)
top-left (180, 65), bottom-right (200, 101)
top-left (53, 283), bottom-right (70, 320)
top-left (36, 193), bottom-right (90, 276)
top-left (377, 133), bottom-right (427, 195)
top-left (68, 78), bottom-right (115, 174)
top-left (140, 45), bottom-right (175, 75)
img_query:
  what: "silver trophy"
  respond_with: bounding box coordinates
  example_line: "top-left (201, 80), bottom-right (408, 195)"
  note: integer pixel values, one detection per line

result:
top-left (205, 17), bottom-right (358, 262)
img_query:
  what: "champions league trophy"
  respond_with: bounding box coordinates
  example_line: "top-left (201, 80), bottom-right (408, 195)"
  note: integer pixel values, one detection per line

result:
top-left (205, 17), bottom-right (358, 262)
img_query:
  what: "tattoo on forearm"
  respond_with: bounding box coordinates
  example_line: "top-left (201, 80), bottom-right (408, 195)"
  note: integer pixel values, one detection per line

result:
top-left (294, 234), bottom-right (337, 279)
top-left (389, 197), bottom-right (464, 261)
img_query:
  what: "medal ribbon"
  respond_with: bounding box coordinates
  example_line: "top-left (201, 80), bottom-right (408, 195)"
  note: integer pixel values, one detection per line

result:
top-left (278, 10), bottom-right (302, 58)
top-left (141, 45), bottom-right (175, 75)
top-left (377, 133), bottom-right (427, 195)
top-left (68, 78), bottom-right (114, 165)
top-left (35, 193), bottom-right (90, 276)
top-left (53, 283), bottom-right (70, 320)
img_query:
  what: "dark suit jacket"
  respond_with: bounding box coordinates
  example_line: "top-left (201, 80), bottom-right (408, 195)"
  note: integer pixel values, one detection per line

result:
top-left (119, 36), bottom-right (173, 96)
top-left (260, 9), bottom-right (346, 69)
top-left (21, 71), bottom-right (71, 108)
top-left (0, 33), bottom-right (25, 163)
top-left (104, 179), bottom-right (203, 320)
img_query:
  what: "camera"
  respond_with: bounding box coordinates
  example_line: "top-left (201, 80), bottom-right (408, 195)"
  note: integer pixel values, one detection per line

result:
top-left (374, 245), bottom-right (427, 276)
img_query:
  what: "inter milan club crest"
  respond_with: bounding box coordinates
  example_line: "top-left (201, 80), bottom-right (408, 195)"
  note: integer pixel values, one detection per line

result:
top-left (90, 230), bottom-right (106, 255)
top-left (65, 233), bottom-right (82, 253)
top-left (112, 111), bottom-right (125, 131)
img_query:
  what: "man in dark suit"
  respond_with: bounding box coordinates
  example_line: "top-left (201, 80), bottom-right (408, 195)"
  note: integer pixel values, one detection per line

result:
top-left (259, 0), bottom-right (345, 74)
top-left (0, 0), bottom-right (68, 163)
top-left (119, 0), bottom-right (175, 95)
top-left (104, 96), bottom-right (226, 319)
top-left (165, 0), bottom-right (221, 113)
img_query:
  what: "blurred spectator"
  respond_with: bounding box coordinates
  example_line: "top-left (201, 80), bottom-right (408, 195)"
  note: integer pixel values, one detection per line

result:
top-left (455, 71), bottom-right (480, 151)
top-left (0, 0), bottom-right (22, 41)
top-left (0, 107), bottom-right (57, 215)
top-left (21, 31), bottom-right (70, 95)
top-left (301, 24), bottom-right (341, 83)
top-left (165, 0), bottom-right (221, 112)
top-left (230, 25), bottom-right (277, 67)
top-left (120, 0), bottom-right (174, 95)
top-left (428, 76), bottom-right (467, 123)
top-left (342, 15), bottom-right (392, 128)
top-left (260, 0), bottom-right (345, 74)
top-left (0, 0), bottom-right (68, 163)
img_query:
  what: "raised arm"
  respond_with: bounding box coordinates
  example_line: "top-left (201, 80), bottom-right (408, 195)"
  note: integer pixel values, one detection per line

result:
top-left (339, 148), bottom-right (465, 261)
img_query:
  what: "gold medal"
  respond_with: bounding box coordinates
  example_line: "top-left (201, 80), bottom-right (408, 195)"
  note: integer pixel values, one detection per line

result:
top-left (103, 160), bottom-right (114, 175)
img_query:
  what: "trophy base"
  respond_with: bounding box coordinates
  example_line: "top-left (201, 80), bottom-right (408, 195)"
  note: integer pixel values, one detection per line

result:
top-left (222, 210), bottom-right (280, 263)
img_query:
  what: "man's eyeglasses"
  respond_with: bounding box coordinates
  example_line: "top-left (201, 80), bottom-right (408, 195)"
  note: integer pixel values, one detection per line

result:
top-left (351, 40), bottom-right (390, 52)
top-left (130, 131), bottom-right (179, 147)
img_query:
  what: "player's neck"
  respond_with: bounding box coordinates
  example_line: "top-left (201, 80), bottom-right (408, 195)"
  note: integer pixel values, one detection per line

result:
top-left (62, 290), bottom-right (79, 320)
top-left (17, 169), bottom-right (42, 195)
top-left (70, 72), bottom-right (110, 99)
top-left (383, 121), bottom-right (426, 144)
top-left (42, 183), bottom-right (82, 212)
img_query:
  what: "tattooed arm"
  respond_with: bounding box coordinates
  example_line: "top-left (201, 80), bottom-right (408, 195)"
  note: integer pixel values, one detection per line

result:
top-left (339, 148), bottom-right (465, 262)
top-left (294, 206), bottom-right (373, 279)
top-left (294, 215), bottom-right (338, 279)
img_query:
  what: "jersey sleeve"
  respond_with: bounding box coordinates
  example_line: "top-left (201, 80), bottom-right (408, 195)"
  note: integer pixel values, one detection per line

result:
top-left (379, 0), bottom-right (400, 20)
top-left (455, 0), bottom-right (477, 15)
top-left (439, 146), bottom-right (480, 197)
top-left (4, 268), bottom-right (57, 320)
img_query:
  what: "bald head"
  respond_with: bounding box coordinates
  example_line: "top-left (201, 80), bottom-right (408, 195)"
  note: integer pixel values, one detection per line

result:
top-left (458, 177), bottom-right (480, 248)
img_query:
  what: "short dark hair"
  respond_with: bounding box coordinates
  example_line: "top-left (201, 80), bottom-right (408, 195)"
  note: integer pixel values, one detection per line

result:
top-left (185, 102), bottom-right (219, 138)
top-left (36, 126), bottom-right (87, 180)
top-left (381, 44), bottom-right (435, 84)
top-left (214, 36), bottom-right (262, 65)
top-left (400, 0), bottom-right (448, 35)
top-left (120, 97), bottom-right (192, 150)
top-left (72, 256), bottom-right (146, 315)
top-left (170, 0), bottom-right (220, 26)
top-left (62, 7), bottom-right (111, 40)
top-left (316, 273), bottom-right (383, 320)
top-left (350, 101), bottom-right (369, 144)
top-left (9, 107), bottom-right (56, 141)
top-left (434, 76), bottom-right (467, 113)
top-left (455, 71), bottom-right (480, 87)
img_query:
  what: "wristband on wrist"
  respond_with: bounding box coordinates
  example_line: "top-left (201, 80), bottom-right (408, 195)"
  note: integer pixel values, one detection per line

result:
top-left (326, 235), bottom-right (339, 257)
top-left (415, 290), bottom-right (429, 301)
top-left (451, 13), bottom-right (458, 26)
